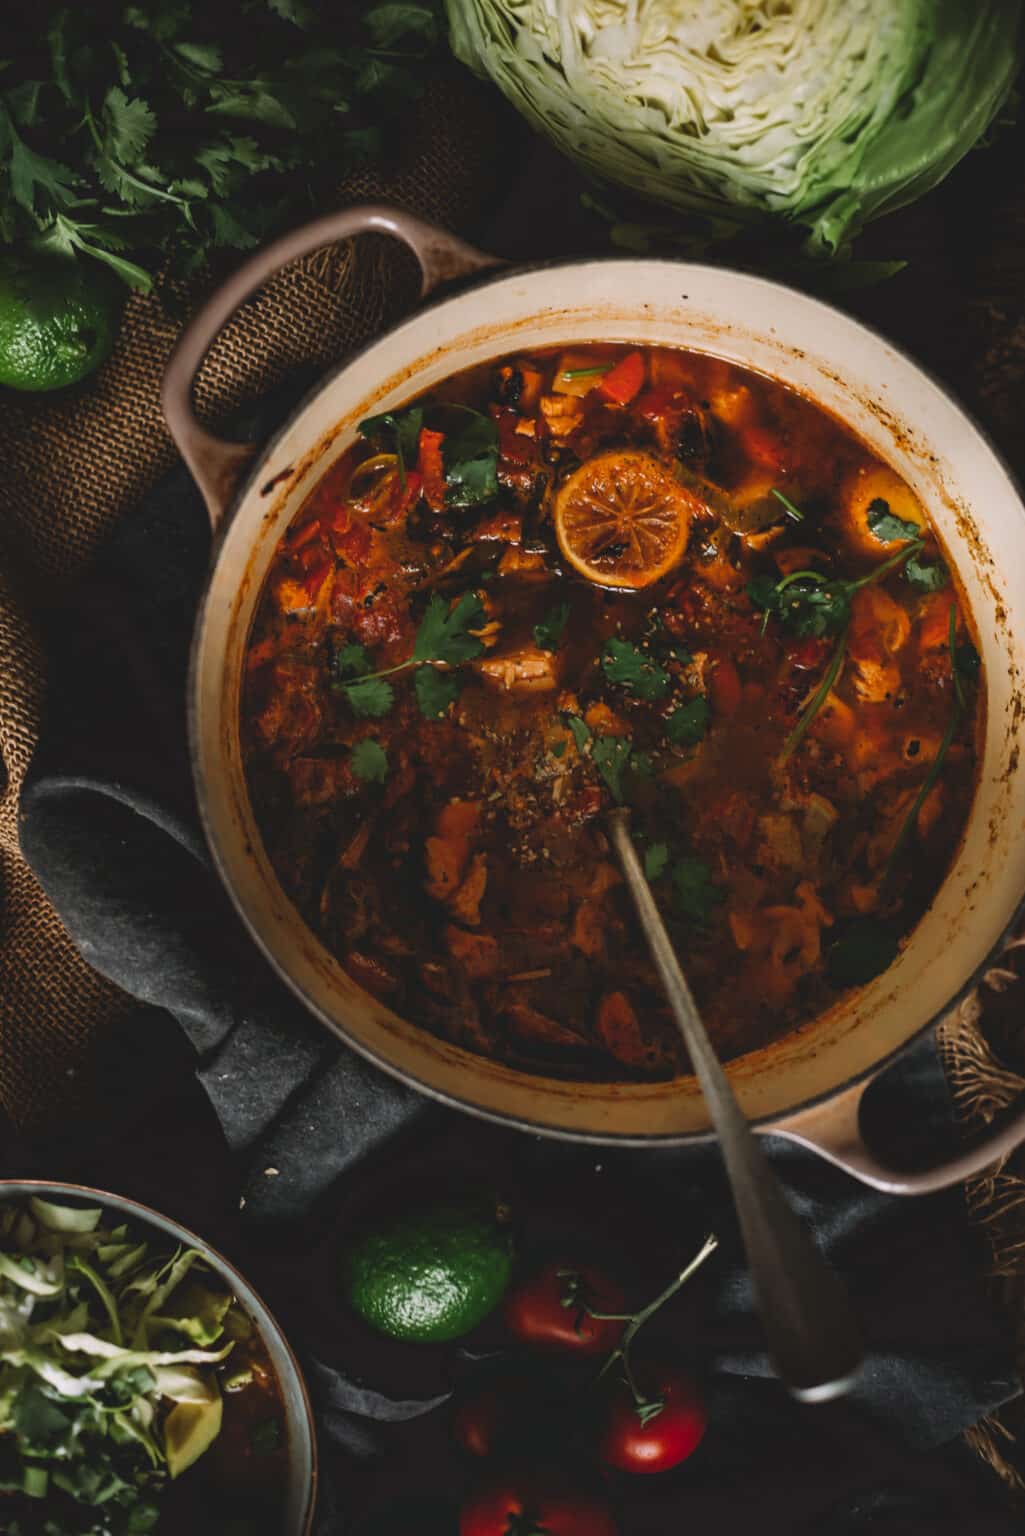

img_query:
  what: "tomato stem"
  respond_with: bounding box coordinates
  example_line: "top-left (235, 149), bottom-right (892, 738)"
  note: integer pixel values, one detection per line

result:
top-left (597, 1232), bottom-right (718, 1407)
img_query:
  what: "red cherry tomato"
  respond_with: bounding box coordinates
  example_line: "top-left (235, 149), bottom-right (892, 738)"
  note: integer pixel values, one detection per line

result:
top-left (598, 1367), bottom-right (706, 1475)
top-left (460, 1470), bottom-right (619, 1536)
top-left (453, 1373), bottom-right (538, 1459)
top-left (503, 1260), bottom-right (626, 1356)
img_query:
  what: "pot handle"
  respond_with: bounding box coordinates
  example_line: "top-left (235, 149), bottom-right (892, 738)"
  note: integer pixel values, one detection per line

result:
top-left (161, 203), bottom-right (502, 528)
top-left (766, 1072), bottom-right (1025, 1195)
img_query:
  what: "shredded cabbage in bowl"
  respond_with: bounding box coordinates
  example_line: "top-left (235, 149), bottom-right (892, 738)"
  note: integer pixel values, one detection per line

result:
top-left (448, 0), bottom-right (1023, 251)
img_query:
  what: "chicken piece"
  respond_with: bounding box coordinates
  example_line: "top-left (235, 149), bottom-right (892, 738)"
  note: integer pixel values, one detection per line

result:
top-left (437, 799), bottom-right (481, 839)
top-left (810, 691), bottom-right (855, 749)
top-left (540, 393), bottom-right (585, 439)
top-left (474, 509), bottom-right (523, 543)
top-left (588, 862), bottom-right (621, 900)
top-left (274, 575), bottom-right (316, 615)
top-left (583, 701), bottom-right (630, 737)
top-left (571, 901), bottom-right (606, 959)
top-left (495, 360), bottom-right (544, 412)
top-left (497, 547), bottom-right (547, 577)
top-left (424, 799), bottom-right (481, 901)
top-left (595, 991), bottom-right (651, 1069)
top-left (918, 591), bottom-right (959, 654)
top-left (252, 688), bottom-right (315, 753)
top-left (846, 585), bottom-right (911, 704)
top-left (475, 644), bottom-right (560, 693)
top-left (763, 882), bottom-right (832, 974)
top-left (449, 852), bottom-right (488, 928)
top-left (444, 925), bottom-right (500, 980)
top-left (755, 813), bottom-right (804, 875)
top-left (274, 705), bottom-right (333, 778)
top-left (425, 834), bottom-right (469, 901)
top-left (729, 911), bottom-right (757, 951)
top-left (503, 1002), bottom-right (587, 1049)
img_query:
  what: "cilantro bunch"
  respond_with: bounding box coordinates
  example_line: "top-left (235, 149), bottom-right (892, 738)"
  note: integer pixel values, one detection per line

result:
top-left (0, 1), bottom-right (443, 290)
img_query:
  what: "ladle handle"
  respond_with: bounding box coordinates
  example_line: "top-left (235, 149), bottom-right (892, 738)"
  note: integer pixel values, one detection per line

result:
top-left (608, 810), bottom-right (863, 1402)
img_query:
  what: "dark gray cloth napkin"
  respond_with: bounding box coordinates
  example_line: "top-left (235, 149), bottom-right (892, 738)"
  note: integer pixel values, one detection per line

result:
top-left (16, 380), bottom-right (1023, 1532)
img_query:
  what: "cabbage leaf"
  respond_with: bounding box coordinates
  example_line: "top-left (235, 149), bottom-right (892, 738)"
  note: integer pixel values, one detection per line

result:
top-left (448, 0), bottom-right (1023, 253)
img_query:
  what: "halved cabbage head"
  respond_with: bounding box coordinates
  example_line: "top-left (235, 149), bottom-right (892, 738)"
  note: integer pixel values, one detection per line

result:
top-left (447, 0), bottom-right (1022, 251)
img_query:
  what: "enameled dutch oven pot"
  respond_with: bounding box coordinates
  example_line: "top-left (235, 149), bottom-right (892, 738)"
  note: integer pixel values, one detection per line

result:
top-left (0, 1180), bottom-right (317, 1535)
top-left (162, 204), bottom-right (1025, 1196)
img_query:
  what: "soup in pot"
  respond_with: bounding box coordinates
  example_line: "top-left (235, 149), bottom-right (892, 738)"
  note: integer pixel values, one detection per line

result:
top-left (241, 345), bottom-right (982, 1079)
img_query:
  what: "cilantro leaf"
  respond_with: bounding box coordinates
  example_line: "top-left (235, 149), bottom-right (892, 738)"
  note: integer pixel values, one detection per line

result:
top-left (551, 739), bottom-right (567, 758)
top-left (440, 409), bottom-right (499, 507)
top-left (267, 0), bottom-right (316, 24)
top-left (592, 735), bottom-right (632, 802)
top-left (350, 740), bottom-right (389, 783)
top-left (364, 4), bottom-right (438, 47)
top-left (672, 857), bottom-right (720, 926)
top-left (828, 917), bottom-right (899, 988)
top-left (644, 843), bottom-right (669, 881)
top-left (866, 498), bottom-right (921, 544)
top-left (567, 715), bottom-right (591, 752)
top-left (415, 667), bottom-right (460, 719)
top-left (412, 591), bottom-right (486, 667)
top-left (602, 637), bottom-right (670, 701)
top-left (904, 552), bottom-right (949, 592)
top-left (334, 642), bottom-right (372, 679)
top-left (8, 134), bottom-right (78, 213)
top-left (533, 602), bottom-right (571, 653)
top-left (339, 677), bottom-right (394, 718)
top-left (207, 89), bottom-right (298, 130)
top-left (174, 40), bottom-right (225, 72)
top-left (750, 571), bottom-right (850, 638)
top-left (666, 696), bottom-right (710, 747)
top-left (359, 407), bottom-right (424, 478)
top-left (103, 88), bottom-right (156, 161)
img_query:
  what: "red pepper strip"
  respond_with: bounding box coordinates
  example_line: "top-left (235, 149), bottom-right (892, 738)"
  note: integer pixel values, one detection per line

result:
top-left (327, 502), bottom-right (352, 539)
top-left (598, 350), bottom-right (646, 406)
top-left (633, 385), bottom-right (686, 419)
top-left (711, 658), bottom-right (742, 716)
top-left (335, 520), bottom-right (372, 567)
top-left (417, 428), bottom-right (447, 511)
top-left (392, 469), bottom-right (423, 520)
top-left (299, 553), bottom-right (333, 603)
top-left (742, 424), bottom-right (787, 472)
top-left (287, 518), bottom-right (322, 552)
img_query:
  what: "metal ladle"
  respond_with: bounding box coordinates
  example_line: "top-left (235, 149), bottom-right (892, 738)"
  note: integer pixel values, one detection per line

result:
top-left (608, 807), bottom-right (863, 1402)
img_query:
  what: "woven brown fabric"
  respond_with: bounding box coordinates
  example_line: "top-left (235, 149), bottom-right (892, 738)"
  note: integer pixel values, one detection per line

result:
top-left (0, 64), bottom-right (505, 1130)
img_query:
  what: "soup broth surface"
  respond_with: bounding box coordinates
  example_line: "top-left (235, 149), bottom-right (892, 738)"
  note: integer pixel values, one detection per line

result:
top-left (242, 345), bottom-right (982, 1078)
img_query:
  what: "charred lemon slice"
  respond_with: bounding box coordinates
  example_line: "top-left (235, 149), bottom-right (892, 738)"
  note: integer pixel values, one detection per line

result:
top-left (554, 450), bottom-right (695, 589)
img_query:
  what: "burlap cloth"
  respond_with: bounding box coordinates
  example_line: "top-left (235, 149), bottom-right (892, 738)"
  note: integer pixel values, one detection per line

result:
top-left (2, 61), bottom-right (1025, 1487)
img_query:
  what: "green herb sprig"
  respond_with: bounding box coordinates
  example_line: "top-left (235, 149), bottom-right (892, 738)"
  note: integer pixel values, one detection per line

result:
top-left (0, 2), bottom-right (442, 289)
top-left (333, 590), bottom-right (487, 721)
top-left (359, 401), bottom-right (499, 508)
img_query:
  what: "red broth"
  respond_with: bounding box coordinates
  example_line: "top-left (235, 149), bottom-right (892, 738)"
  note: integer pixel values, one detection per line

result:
top-left (241, 346), bottom-right (982, 1078)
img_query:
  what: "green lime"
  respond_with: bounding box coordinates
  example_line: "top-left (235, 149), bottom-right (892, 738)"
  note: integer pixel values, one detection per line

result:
top-left (342, 1194), bottom-right (514, 1343)
top-left (0, 252), bottom-right (124, 392)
